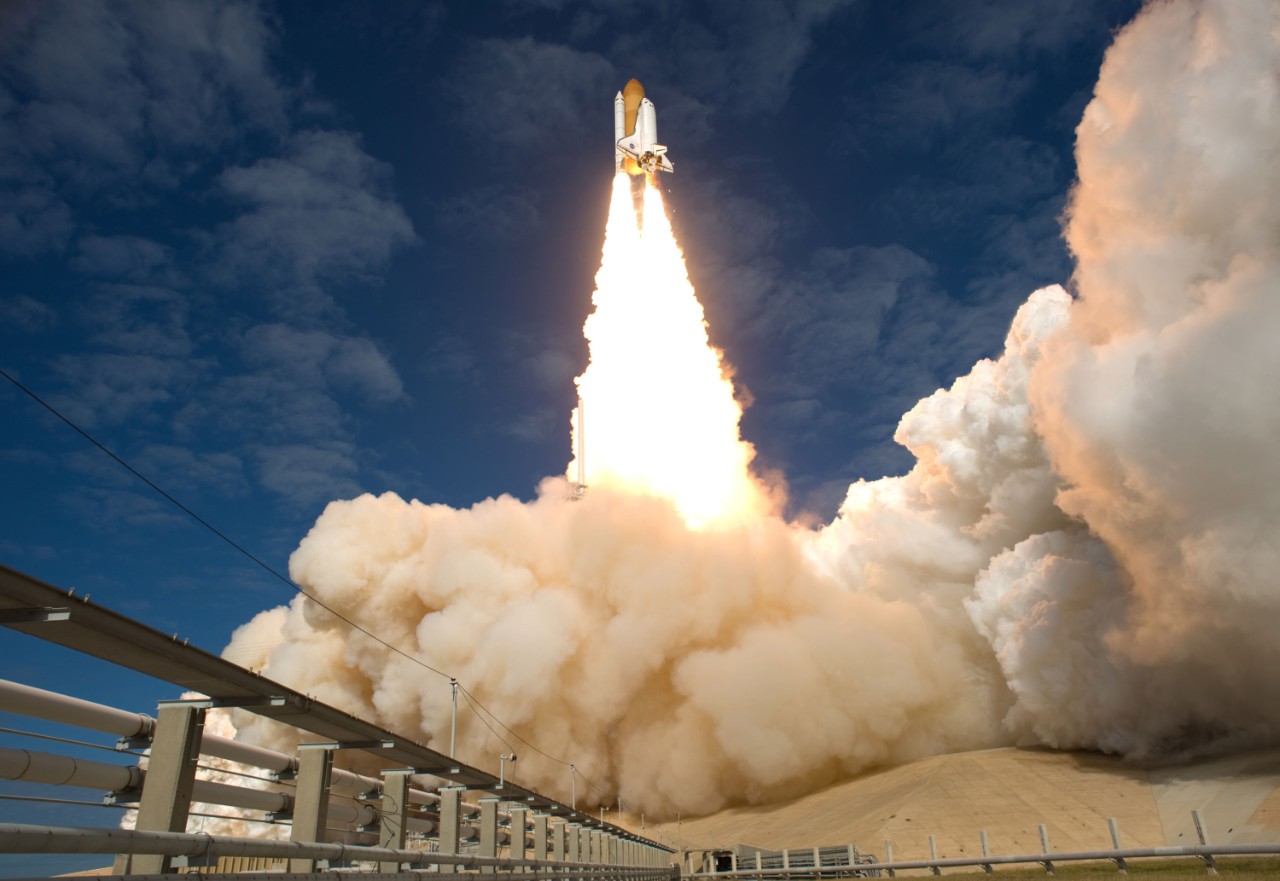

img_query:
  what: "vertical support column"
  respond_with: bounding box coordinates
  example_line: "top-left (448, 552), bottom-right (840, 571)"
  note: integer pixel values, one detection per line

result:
top-left (289, 749), bottom-right (335, 872)
top-left (479, 797), bottom-right (501, 872)
top-left (116, 704), bottom-right (204, 875)
top-left (438, 787), bottom-right (463, 855)
top-left (567, 823), bottom-right (581, 862)
top-left (510, 807), bottom-right (529, 864)
top-left (552, 820), bottom-right (567, 861)
top-left (378, 770), bottom-right (411, 873)
top-left (533, 814), bottom-right (550, 861)
top-left (928, 836), bottom-right (940, 876)
top-left (980, 829), bottom-right (993, 874)
top-left (591, 829), bottom-right (603, 864)
top-left (290, 746), bottom-right (335, 873)
top-left (884, 840), bottom-right (896, 878)
top-left (581, 827), bottom-right (592, 864)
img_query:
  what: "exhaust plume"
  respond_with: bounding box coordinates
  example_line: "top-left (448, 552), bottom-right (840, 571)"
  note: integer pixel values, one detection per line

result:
top-left (223, 0), bottom-right (1280, 822)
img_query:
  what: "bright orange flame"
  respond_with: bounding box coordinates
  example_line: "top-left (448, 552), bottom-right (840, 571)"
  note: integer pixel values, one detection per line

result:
top-left (570, 174), bottom-right (769, 527)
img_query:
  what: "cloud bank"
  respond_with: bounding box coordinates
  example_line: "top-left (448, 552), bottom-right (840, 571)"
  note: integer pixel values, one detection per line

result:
top-left (226, 0), bottom-right (1280, 818)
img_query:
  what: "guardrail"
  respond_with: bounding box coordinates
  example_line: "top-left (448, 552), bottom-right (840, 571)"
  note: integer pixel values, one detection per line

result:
top-left (708, 843), bottom-right (1280, 877)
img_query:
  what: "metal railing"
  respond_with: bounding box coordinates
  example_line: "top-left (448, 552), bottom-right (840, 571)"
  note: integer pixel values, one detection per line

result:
top-left (707, 843), bottom-right (1280, 877)
top-left (0, 822), bottom-right (679, 879)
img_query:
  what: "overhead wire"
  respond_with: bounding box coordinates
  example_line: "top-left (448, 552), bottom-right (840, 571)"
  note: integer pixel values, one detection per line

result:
top-left (1, 367), bottom-right (649, 813)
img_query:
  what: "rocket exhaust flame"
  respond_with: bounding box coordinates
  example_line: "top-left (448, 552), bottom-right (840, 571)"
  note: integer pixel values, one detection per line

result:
top-left (570, 173), bottom-right (770, 527)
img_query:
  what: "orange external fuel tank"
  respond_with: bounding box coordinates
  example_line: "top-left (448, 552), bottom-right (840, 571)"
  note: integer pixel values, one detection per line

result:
top-left (622, 79), bottom-right (645, 175)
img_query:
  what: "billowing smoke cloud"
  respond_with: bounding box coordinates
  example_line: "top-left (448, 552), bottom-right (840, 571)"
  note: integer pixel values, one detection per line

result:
top-left (979, 0), bottom-right (1280, 758)
top-left (224, 0), bottom-right (1280, 820)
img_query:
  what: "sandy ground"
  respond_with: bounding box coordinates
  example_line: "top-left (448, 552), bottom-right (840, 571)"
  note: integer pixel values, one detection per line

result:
top-left (643, 746), bottom-right (1280, 862)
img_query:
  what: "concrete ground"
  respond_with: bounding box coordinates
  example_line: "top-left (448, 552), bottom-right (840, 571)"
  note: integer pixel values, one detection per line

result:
top-left (645, 746), bottom-right (1280, 862)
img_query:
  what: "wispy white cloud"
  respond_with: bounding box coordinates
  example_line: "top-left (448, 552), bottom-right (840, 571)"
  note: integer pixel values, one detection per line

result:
top-left (217, 130), bottom-right (417, 291)
top-left (0, 293), bottom-right (57, 332)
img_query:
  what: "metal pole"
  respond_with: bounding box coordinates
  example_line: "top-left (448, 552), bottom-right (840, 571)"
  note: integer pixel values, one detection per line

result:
top-left (571, 764), bottom-right (577, 810)
top-left (450, 678), bottom-right (458, 757)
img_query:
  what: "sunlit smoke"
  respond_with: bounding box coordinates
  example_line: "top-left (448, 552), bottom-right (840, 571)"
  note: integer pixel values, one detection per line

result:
top-left (571, 174), bottom-right (770, 527)
top-left (219, 0), bottom-right (1280, 831)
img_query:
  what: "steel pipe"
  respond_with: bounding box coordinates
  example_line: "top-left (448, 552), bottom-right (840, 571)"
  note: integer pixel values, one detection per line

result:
top-left (0, 679), bottom-right (152, 739)
top-left (0, 746), bottom-right (140, 792)
top-left (0, 679), bottom-right (448, 808)
top-left (0, 821), bottom-right (668, 875)
top-left (189, 779), bottom-right (290, 815)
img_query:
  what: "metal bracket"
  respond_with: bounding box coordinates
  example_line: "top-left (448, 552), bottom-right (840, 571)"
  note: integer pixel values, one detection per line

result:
top-left (0, 607), bottom-right (71, 624)
top-left (299, 739), bottom-right (396, 751)
top-left (157, 695), bottom-right (292, 710)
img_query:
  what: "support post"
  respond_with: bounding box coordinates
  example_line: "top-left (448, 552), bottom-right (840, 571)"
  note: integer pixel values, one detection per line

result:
top-left (591, 828), bottom-right (603, 863)
top-left (289, 747), bottom-right (334, 873)
top-left (553, 820), bottom-right (567, 861)
top-left (534, 814), bottom-right (550, 861)
top-left (1038, 824), bottom-right (1054, 876)
top-left (479, 797), bottom-right (500, 872)
top-left (567, 823), bottom-right (581, 862)
top-left (928, 835), bottom-right (940, 875)
top-left (884, 840), bottom-right (895, 878)
top-left (980, 829), bottom-right (993, 874)
top-left (1108, 818), bottom-right (1127, 873)
top-left (378, 771), bottom-right (411, 873)
top-left (510, 807), bottom-right (529, 863)
top-left (1192, 811), bottom-right (1218, 875)
top-left (116, 704), bottom-right (204, 875)
top-left (438, 787), bottom-right (462, 854)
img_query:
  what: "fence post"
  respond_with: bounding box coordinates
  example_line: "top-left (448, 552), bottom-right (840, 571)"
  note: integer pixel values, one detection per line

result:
top-left (979, 829), bottom-right (992, 874)
top-left (884, 840), bottom-right (895, 878)
top-left (1192, 810), bottom-right (1218, 875)
top-left (1108, 818), bottom-right (1127, 873)
top-left (928, 835), bottom-right (940, 875)
top-left (1038, 824), bottom-right (1054, 875)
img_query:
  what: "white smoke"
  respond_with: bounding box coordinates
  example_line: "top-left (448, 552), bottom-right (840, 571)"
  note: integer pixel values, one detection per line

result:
top-left (981, 0), bottom-right (1280, 758)
top-left (224, 0), bottom-right (1280, 818)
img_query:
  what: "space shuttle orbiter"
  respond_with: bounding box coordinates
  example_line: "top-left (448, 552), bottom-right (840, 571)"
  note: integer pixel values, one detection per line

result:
top-left (614, 79), bottom-right (674, 176)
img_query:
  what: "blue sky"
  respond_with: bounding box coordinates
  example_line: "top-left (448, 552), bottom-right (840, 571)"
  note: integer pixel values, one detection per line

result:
top-left (0, 0), bottom-right (1142, 866)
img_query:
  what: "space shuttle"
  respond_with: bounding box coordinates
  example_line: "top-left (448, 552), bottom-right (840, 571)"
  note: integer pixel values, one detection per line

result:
top-left (614, 79), bottom-right (674, 176)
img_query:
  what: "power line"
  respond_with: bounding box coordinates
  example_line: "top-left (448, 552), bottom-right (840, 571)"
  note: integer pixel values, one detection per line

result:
top-left (457, 688), bottom-right (517, 756)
